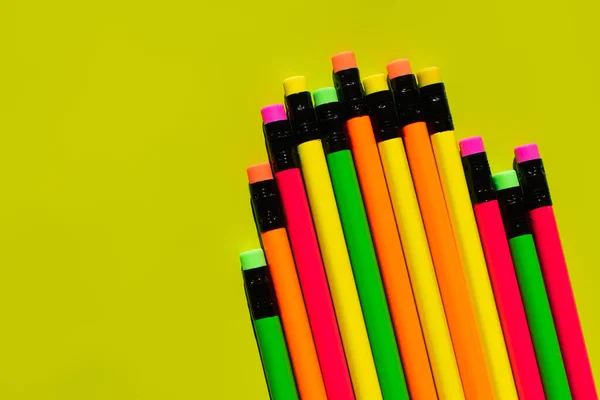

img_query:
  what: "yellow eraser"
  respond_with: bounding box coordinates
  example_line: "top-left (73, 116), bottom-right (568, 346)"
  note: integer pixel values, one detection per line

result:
top-left (363, 74), bottom-right (389, 95)
top-left (283, 76), bottom-right (307, 96)
top-left (416, 67), bottom-right (442, 88)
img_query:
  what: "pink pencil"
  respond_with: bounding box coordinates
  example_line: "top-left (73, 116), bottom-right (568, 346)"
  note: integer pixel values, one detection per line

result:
top-left (515, 143), bottom-right (597, 399)
top-left (460, 137), bottom-right (545, 400)
top-left (261, 104), bottom-right (354, 400)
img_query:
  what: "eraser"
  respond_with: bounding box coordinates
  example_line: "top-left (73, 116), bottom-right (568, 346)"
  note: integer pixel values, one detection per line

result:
top-left (247, 162), bottom-right (273, 184)
top-left (313, 87), bottom-right (338, 106)
top-left (332, 51), bottom-right (357, 73)
top-left (283, 76), bottom-right (307, 96)
top-left (493, 170), bottom-right (520, 191)
top-left (417, 67), bottom-right (442, 88)
top-left (459, 136), bottom-right (485, 157)
top-left (261, 104), bottom-right (287, 125)
top-left (363, 74), bottom-right (389, 95)
top-left (514, 144), bottom-right (541, 164)
top-left (386, 59), bottom-right (413, 80)
top-left (240, 248), bottom-right (267, 270)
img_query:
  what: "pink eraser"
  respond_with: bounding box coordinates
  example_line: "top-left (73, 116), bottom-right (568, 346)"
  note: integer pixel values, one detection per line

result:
top-left (459, 136), bottom-right (485, 157)
top-left (514, 143), bottom-right (541, 163)
top-left (261, 104), bottom-right (287, 124)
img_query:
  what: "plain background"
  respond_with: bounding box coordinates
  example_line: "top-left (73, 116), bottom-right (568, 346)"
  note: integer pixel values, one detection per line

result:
top-left (0, 0), bottom-right (598, 398)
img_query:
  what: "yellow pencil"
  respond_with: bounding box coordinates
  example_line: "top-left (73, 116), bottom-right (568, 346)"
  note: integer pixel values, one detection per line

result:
top-left (418, 67), bottom-right (518, 400)
top-left (364, 74), bottom-right (465, 399)
top-left (283, 77), bottom-right (382, 399)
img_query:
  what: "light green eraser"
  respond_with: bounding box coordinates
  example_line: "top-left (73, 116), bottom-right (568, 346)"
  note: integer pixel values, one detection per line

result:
top-left (240, 249), bottom-right (267, 270)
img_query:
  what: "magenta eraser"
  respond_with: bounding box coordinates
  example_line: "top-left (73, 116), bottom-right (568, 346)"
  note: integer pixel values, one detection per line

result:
top-left (261, 104), bottom-right (287, 124)
top-left (514, 143), bottom-right (541, 163)
top-left (459, 136), bottom-right (485, 157)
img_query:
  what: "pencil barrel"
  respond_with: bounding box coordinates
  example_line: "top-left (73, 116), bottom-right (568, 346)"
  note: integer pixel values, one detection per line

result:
top-left (516, 151), bottom-right (597, 398)
top-left (255, 317), bottom-right (300, 400)
top-left (378, 137), bottom-right (464, 399)
top-left (261, 228), bottom-right (328, 400)
top-left (327, 148), bottom-right (409, 400)
top-left (508, 234), bottom-right (572, 399)
top-left (345, 116), bottom-right (437, 399)
top-left (473, 201), bottom-right (545, 399)
top-left (297, 139), bottom-right (382, 399)
top-left (431, 130), bottom-right (518, 399)
top-left (402, 122), bottom-right (494, 399)
top-left (529, 207), bottom-right (595, 399)
top-left (275, 168), bottom-right (354, 399)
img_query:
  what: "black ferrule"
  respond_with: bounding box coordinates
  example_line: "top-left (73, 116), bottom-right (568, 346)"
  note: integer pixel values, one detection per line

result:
top-left (365, 90), bottom-right (401, 142)
top-left (419, 82), bottom-right (454, 134)
top-left (250, 179), bottom-right (285, 232)
top-left (389, 74), bottom-right (425, 128)
top-left (333, 68), bottom-right (369, 119)
top-left (516, 159), bottom-right (552, 211)
top-left (243, 266), bottom-right (279, 320)
top-left (462, 152), bottom-right (496, 204)
top-left (263, 119), bottom-right (299, 172)
top-left (315, 101), bottom-right (349, 154)
top-left (496, 186), bottom-right (531, 239)
top-left (285, 92), bottom-right (320, 144)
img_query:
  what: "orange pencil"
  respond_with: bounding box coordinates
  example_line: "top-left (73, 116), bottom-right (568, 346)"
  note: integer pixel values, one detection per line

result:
top-left (387, 60), bottom-right (493, 399)
top-left (247, 162), bottom-right (327, 400)
top-left (332, 51), bottom-right (437, 399)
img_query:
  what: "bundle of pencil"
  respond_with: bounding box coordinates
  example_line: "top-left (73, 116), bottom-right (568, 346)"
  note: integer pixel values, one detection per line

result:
top-left (239, 51), bottom-right (597, 400)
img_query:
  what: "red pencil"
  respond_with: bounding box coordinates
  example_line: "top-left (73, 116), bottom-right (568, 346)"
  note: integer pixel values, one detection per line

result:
top-left (460, 137), bottom-right (544, 400)
top-left (261, 104), bottom-right (353, 400)
top-left (515, 143), bottom-right (597, 399)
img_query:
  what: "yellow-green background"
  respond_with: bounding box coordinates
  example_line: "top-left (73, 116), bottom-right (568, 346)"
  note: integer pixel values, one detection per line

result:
top-left (0, 0), bottom-right (597, 398)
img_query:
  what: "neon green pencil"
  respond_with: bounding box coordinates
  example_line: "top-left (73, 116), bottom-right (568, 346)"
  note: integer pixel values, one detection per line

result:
top-left (313, 87), bottom-right (409, 400)
top-left (241, 249), bottom-right (299, 400)
top-left (493, 171), bottom-right (571, 400)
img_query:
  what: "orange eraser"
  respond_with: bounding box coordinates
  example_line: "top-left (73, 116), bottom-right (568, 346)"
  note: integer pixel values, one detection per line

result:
top-left (332, 51), bottom-right (357, 73)
top-left (247, 162), bottom-right (273, 184)
top-left (387, 59), bottom-right (413, 80)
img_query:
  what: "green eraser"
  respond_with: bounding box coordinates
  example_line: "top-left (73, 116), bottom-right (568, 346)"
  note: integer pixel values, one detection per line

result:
top-left (493, 170), bottom-right (520, 190)
top-left (313, 87), bottom-right (338, 107)
top-left (240, 249), bottom-right (267, 270)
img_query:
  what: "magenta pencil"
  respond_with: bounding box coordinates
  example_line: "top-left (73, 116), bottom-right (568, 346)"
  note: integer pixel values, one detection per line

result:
top-left (515, 143), bottom-right (597, 400)
top-left (261, 104), bottom-right (354, 400)
top-left (460, 137), bottom-right (544, 400)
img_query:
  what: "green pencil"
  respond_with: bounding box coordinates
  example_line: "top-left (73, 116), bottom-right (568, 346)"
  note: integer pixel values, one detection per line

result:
top-left (241, 249), bottom-right (299, 400)
top-left (313, 87), bottom-right (409, 399)
top-left (493, 171), bottom-right (571, 400)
